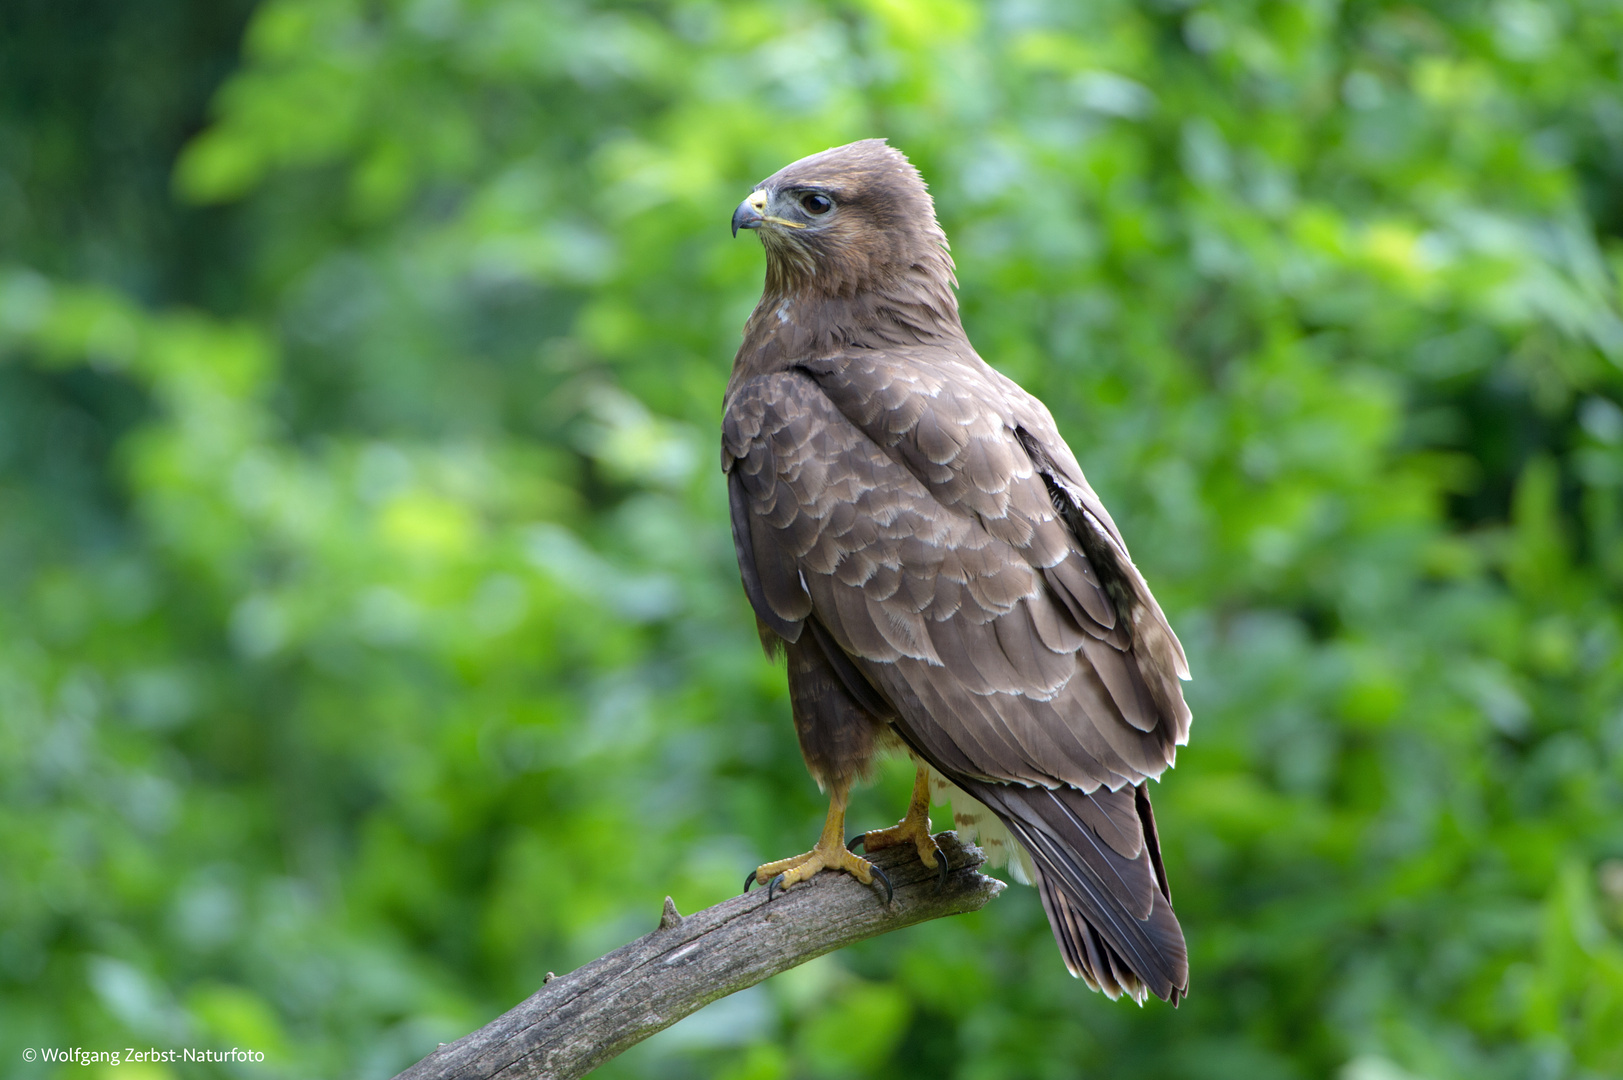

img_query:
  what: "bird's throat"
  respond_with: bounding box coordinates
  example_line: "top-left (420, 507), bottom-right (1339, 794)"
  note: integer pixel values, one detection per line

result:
top-left (743, 259), bottom-right (963, 364)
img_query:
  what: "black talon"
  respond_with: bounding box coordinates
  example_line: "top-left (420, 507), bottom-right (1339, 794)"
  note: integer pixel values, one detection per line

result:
top-left (935, 847), bottom-right (951, 891)
top-left (869, 863), bottom-right (894, 904)
top-left (767, 872), bottom-right (787, 902)
top-left (846, 833), bottom-right (866, 852)
top-left (744, 870), bottom-right (759, 894)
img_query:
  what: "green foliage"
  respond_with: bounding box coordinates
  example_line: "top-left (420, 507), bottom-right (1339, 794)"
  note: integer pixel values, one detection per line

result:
top-left (4, 1), bottom-right (1623, 1078)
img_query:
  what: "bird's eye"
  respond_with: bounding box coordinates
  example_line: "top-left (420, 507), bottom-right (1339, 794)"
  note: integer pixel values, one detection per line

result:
top-left (800, 192), bottom-right (833, 215)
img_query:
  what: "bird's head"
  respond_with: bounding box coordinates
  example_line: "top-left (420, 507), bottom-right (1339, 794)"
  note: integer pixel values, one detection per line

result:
top-left (731, 139), bottom-right (954, 303)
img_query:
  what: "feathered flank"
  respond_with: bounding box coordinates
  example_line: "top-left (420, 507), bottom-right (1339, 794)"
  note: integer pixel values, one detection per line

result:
top-left (723, 141), bottom-right (1194, 1002)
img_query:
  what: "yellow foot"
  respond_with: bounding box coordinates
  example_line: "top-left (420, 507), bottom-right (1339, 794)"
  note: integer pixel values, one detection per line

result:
top-left (851, 764), bottom-right (950, 888)
top-left (856, 816), bottom-right (943, 871)
top-left (853, 817), bottom-right (949, 890)
top-left (745, 837), bottom-right (892, 903)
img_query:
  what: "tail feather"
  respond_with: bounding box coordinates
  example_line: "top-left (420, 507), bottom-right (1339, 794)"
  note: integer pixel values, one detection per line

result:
top-left (1035, 870), bottom-right (1091, 982)
top-left (961, 778), bottom-right (1188, 1004)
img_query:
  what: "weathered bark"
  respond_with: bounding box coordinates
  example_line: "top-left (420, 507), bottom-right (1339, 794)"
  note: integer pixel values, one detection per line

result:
top-left (393, 833), bottom-right (1002, 1080)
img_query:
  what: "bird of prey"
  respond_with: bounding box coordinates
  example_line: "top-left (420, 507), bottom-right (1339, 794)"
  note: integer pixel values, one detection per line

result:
top-left (724, 139), bottom-right (1192, 1003)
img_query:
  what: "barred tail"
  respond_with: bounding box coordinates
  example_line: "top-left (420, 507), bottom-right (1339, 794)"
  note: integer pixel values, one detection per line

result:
top-left (957, 778), bottom-right (1187, 1004)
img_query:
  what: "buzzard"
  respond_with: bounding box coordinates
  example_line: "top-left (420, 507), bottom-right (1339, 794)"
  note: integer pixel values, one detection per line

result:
top-left (724, 140), bottom-right (1192, 1003)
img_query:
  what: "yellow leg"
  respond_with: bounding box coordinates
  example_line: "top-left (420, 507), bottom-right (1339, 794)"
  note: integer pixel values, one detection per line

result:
top-left (855, 764), bottom-right (945, 881)
top-left (748, 781), bottom-right (890, 902)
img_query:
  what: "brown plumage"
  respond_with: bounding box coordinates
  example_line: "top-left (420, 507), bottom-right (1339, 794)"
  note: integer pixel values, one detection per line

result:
top-left (724, 139), bottom-right (1193, 1003)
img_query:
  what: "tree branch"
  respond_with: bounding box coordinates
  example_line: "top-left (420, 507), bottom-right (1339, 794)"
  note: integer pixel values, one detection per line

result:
top-left (393, 833), bottom-right (1003, 1080)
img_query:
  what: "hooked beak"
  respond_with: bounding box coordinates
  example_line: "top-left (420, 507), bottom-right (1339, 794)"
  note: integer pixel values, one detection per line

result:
top-left (731, 189), bottom-right (768, 237)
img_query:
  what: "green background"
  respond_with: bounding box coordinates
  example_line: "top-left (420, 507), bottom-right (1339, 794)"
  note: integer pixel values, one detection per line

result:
top-left (3, 0), bottom-right (1622, 1076)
